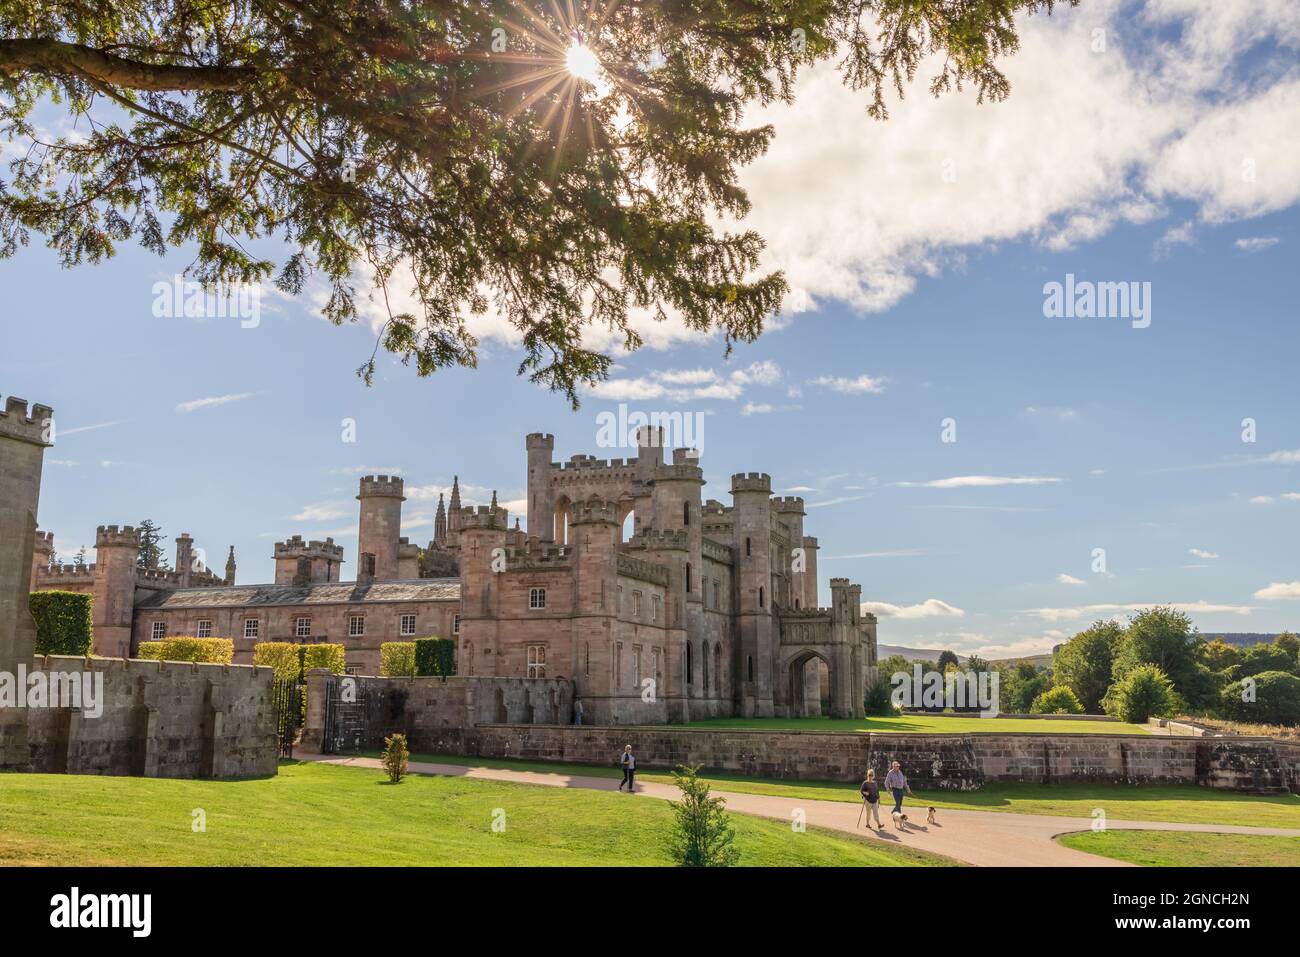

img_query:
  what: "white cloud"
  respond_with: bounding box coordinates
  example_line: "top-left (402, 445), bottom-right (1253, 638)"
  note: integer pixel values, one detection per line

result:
top-left (1235, 236), bottom-right (1280, 251)
top-left (861, 598), bottom-right (965, 620)
top-left (810, 374), bottom-right (887, 395)
top-left (1024, 405), bottom-right (1079, 421)
top-left (1255, 581), bottom-right (1300, 600)
top-left (1250, 495), bottom-right (1277, 505)
top-left (1188, 547), bottom-right (1220, 559)
top-left (824, 548), bottom-right (926, 560)
top-left (1057, 573), bottom-right (1086, 585)
top-left (740, 402), bottom-right (773, 416)
top-left (586, 361), bottom-right (782, 403)
top-left (1025, 600), bottom-right (1254, 622)
top-left (57, 420), bottom-right (125, 437)
top-left (291, 502), bottom-right (350, 522)
top-left (1153, 219), bottom-right (1196, 258)
top-left (898, 475), bottom-right (1063, 489)
top-left (175, 392), bottom-right (256, 414)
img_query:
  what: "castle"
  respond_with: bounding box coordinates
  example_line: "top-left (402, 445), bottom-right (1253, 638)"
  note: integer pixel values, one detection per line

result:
top-left (29, 427), bottom-right (879, 724)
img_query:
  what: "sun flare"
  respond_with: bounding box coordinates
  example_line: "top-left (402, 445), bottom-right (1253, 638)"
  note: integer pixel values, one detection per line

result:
top-left (565, 41), bottom-right (602, 84)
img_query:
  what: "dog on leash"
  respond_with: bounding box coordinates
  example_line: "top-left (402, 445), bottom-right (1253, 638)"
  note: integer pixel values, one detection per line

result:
top-left (891, 810), bottom-right (909, 830)
top-left (927, 807), bottom-right (937, 825)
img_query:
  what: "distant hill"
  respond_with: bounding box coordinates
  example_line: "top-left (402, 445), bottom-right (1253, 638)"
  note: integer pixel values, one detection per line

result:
top-left (879, 644), bottom-right (1052, 670)
top-left (1203, 633), bottom-right (1288, 648)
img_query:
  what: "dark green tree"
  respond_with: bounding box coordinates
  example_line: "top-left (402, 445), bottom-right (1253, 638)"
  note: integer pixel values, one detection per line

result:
top-left (136, 518), bottom-right (171, 571)
top-left (1237, 643), bottom-right (1299, 679)
top-left (1103, 664), bottom-right (1181, 724)
top-left (1053, 619), bottom-right (1122, 713)
top-left (0, 0), bottom-right (1075, 403)
top-left (999, 661), bottom-right (1048, 714)
top-left (668, 764), bottom-right (738, 867)
top-left (936, 649), bottom-right (960, 672)
top-left (1112, 607), bottom-right (1211, 710)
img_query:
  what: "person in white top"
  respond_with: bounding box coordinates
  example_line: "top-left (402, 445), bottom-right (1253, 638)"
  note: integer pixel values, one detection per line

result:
top-left (618, 745), bottom-right (636, 792)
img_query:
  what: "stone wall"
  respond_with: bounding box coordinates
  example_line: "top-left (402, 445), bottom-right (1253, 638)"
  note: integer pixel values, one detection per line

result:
top-left (342, 723), bottom-right (1294, 793)
top-left (7, 654), bottom-right (278, 778)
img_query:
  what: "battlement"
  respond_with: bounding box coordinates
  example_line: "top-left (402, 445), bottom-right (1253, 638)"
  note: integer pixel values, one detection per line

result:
top-left (526, 432), bottom-right (555, 448)
top-left (671, 447), bottom-right (700, 465)
top-left (703, 499), bottom-right (730, 514)
top-left (625, 529), bottom-right (689, 551)
top-left (772, 496), bottom-right (806, 513)
top-left (730, 472), bottom-right (772, 493)
top-left (617, 553), bottom-right (670, 586)
top-left (655, 462), bottom-right (704, 483)
top-left (33, 530), bottom-right (54, 554)
top-left (553, 455), bottom-right (637, 471)
top-left (0, 394), bottom-right (54, 446)
top-left (503, 544), bottom-right (573, 569)
top-left (358, 474), bottom-right (405, 498)
top-left (802, 535), bottom-right (819, 548)
top-left (571, 498), bottom-right (620, 525)
top-left (274, 535), bottom-right (344, 560)
top-left (701, 539), bottom-right (734, 565)
top-left (459, 505), bottom-right (508, 530)
top-left (41, 562), bottom-right (98, 579)
top-left (397, 539), bottom-right (420, 557)
top-left (96, 524), bottom-right (140, 547)
top-left (829, 577), bottom-right (850, 587)
top-left (137, 567), bottom-right (184, 585)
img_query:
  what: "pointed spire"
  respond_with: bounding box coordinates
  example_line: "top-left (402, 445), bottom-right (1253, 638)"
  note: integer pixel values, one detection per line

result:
top-left (224, 545), bottom-right (237, 586)
top-left (448, 476), bottom-right (462, 532)
top-left (490, 489), bottom-right (498, 510)
top-left (434, 492), bottom-right (447, 545)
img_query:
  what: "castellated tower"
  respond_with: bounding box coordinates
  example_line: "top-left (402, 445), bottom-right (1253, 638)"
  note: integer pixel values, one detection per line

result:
top-left (526, 433), bottom-right (555, 541)
top-left (730, 472), bottom-right (775, 717)
top-left (828, 578), bottom-right (868, 719)
top-left (93, 525), bottom-right (140, 658)
top-left (456, 505), bottom-right (509, 676)
top-left (772, 496), bottom-right (806, 609)
top-left (0, 395), bottom-right (54, 770)
top-left (356, 475), bottom-right (404, 582)
top-left (801, 535), bottom-right (820, 609)
top-left (175, 533), bottom-right (196, 587)
top-left (274, 535), bottom-right (344, 585)
top-left (633, 426), bottom-right (665, 532)
top-left (30, 530), bottom-right (54, 592)
top-left (569, 497), bottom-right (620, 719)
top-left (652, 449), bottom-right (704, 668)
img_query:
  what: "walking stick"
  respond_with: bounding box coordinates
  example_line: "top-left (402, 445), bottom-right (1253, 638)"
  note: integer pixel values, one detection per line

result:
top-left (857, 797), bottom-right (867, 828)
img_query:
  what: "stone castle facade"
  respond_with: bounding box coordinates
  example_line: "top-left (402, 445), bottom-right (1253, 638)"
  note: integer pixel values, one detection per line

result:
top-left (29, 427), bottom-right (879, 724)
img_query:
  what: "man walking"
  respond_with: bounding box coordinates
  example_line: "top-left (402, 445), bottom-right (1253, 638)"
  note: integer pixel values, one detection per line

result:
top-left (884, 760), bottom-right (911, 814)
top-left (618, 744), bottom-right (636, 792)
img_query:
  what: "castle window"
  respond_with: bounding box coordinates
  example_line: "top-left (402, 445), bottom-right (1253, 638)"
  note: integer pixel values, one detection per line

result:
top-left (632, 591), bottom-right (642, 617)
top-left (683, 501), bottom-right (690, 526)
top-left (584, 642), bottom-right (590, 677)
top-left (702, 641), bottom-right (710, 693)
top-left (685, 562), bottom-right (692, 593)
top-left (196, 620), bottom-right (212, 639)
top-left (653, 647), bottom-right (662, 689)
top-left (615, 642), bottom-right (624, 689)
top-left (686, 642), bottom-right (694, 687)
top-left (243, 618), bottom-right (259, 639)
top-left (745, 537), bottom-right (751, 556)
top-left (527, 644), bottom-right (546, 678)
top-left (713, 644), bottom-right (721, 696)
top-left (633, 644), bottom-right (642, 686)
top-left (453, 614), bottom-right (461, 634)
top-left (349, 615), bottom-right (365, 637)
top-left (529, 587), bottom-right (546, 610)
top-left (400, 614), bottom-right (416, 636)
top-left (747, 655), bottom-right (754, 682)
top-left (758, 586), bottom-right (765, 609)
top-left (150, 621), bottom-right (165, 641)
top-left (651, 595), bottom-right (660, 622)
top-left (295, 617), bottom-right (312, 638)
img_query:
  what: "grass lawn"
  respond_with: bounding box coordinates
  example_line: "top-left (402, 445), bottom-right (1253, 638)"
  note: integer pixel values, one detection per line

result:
top-left (0, 761), bottom-right (951, 867)
top-left (1058, 830), bottom-right (1300, 866)
top-left (397, 752), bottom-right (1300, 829)
top-left (680, 715), bottom-right (1151, 735)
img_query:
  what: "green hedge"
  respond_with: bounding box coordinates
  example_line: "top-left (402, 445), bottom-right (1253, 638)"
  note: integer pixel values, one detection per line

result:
top-left (253, 642), bottom-right (303, 681)
top-left (414, 637), bottom-right (456, 676)
top-left (30, 590), bottom-right (93, 656)
top-left (301, 643), bottom-right (346, 675)
top-left (380, 642), bottom-right (417, 677)
top-left (137, 636), bottom-right (234, 664)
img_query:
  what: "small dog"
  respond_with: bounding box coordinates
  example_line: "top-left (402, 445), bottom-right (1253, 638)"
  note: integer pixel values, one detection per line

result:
top-left (927, 807), bottom-right (937, 825)
top-left (891, 810), bottom-right (908, 830)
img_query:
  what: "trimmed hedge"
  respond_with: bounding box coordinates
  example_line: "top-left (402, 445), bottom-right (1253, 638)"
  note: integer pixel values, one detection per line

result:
top-left (137, 636), bottom-right (234, 664)
top-left (414, 637), bottom-right (456, 677)
top-left (30, 590), bottom-right (93, 656)
top-left (380, 642), bottom-right (417, 677)
top-left (253, 642), bottom-right (302, 681)
top-left (302, 643), bottom-right (346, 675)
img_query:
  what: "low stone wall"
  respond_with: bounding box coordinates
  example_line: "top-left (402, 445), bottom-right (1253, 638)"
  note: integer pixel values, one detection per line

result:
top-left (366, 724), bottom-right (1292, 793)
top-left (5, 654), bottom-right (277, 778)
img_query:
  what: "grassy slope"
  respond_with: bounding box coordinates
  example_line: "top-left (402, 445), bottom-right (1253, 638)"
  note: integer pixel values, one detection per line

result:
top-left (1058, 831), bottom-right (1300, 866)
top-left (0, 762), bottom-right (949, 867)
top-left (680, 715), bottom-right (1151, 734)
top-left (399, 752), bottom-right (1300, 828)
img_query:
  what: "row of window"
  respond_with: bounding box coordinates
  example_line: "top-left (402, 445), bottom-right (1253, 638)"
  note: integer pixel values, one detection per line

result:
top-left (150, 613), bottom-right (461, 641)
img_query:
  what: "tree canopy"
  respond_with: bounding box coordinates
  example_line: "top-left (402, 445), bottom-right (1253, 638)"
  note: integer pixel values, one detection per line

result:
top-left (1, 0), bottom-right (1074, 403)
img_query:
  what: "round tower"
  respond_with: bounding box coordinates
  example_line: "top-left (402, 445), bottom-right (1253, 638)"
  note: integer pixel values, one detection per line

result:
top-left (357, 475), bottom-right (404, 582)
top-left (730, 472), bottom-right (775, 717)
top-left (93, 524), bottom-right (141, 657)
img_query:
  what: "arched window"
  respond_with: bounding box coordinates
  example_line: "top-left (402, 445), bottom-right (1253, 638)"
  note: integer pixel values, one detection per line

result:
top-left (758, 586), bottom-right (764, 608)
top-left (747, 655), bottom-right (753, 682)
top-left (685, 562), bottom-right (692, 593)
top-left (713, 644), bottom-right (721, 696)
top-left (702, 641), bottom-right (710, 693)
top-left (686, 642), bottom-right (694, 686)
top-left (529, 587), bottom-right (546, 609)
top-left (683, 501), bottom-right (690, 526)
top-left (745, 537), bottom-right (751, 556)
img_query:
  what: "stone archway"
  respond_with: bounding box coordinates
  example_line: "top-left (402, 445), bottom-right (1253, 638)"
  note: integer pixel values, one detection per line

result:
top-left (786, 650), bottom-right (833, 718)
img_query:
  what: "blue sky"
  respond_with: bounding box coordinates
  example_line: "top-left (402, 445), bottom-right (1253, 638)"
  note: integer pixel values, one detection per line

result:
top-left (2, 0), bottom-right (1297, 657)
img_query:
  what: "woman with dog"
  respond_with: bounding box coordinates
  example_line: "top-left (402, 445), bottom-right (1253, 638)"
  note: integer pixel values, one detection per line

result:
top-left (884, 761), bottom-right (911, 814)
top-left (859, 768), bottom-right (883, 829)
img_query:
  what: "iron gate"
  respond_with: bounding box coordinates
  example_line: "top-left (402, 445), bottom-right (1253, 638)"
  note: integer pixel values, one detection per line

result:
top-left (320, 674), bottom-right (371, 754)
top-left (271, 678), bottom-right (302, 758)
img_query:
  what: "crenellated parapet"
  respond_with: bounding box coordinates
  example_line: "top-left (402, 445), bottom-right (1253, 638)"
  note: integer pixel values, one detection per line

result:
top-left (570, 498), bottom-right (619, 525)
top-left (730, 472), bottom-right (772, 494)
top-left (274, 535), bottom-right (344, 561)
top-left (701, 539), bottom-right (734, 565)
top-left (772, 496), bottom-right (806, 514)
top-left (40, 563), bottom-right (98, 580)
top-left (96, 525), bottom-right (140, 548)
top-left (624, 529), bottom-right (689, 552)
top-left (617, 553), bottom-right (670, 586)
top-left (0, 395), bottom-right (54, 447)
top-left (654, 462), bottom-right (704, 483)
top-left (358, 474), bottom-right (405, 499)
top-left (459, 505), bottom-right (508, 530)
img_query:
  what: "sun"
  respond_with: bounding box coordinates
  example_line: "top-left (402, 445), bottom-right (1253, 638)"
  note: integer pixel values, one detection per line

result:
top-left (565, 40), bottom-right (602, 84)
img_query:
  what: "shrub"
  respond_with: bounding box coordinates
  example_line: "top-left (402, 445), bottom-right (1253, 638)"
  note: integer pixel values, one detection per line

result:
top-left (863, 675), bottom-right (897, 716)
top-left (1218, 671), bottom-right (1300, 726)
top-left (1103, 664), bottom-right (1181, 723)
top-left (380, 642), bottom-right (417, 677)
top-left (137, 636), bottom-right (233, 664)
top-left (300, 643), bottom-right (346, 675)
top-left (382, 733), bottom-right (409, 783)
top-left (253, 642), bottom-right (302, 681)
top-left (1031, 685), bottom-right (1084, 715)
top-left (667, 765), bottom-right (738, 867)
top-left (29, 591), bottom-right (93, 656)
top-left (414, 637), bottom-right (456, 676)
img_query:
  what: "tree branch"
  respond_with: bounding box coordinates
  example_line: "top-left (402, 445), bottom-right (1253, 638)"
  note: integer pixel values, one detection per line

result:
top-left (0, 38), bottom-right (254, 91)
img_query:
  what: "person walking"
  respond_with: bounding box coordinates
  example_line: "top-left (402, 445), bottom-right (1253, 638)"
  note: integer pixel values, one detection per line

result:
top-left (884, 761), bottom-right (911, 814)
top-left (618, 745), bottom-right (636, 792)
top-left (573, 698), bottom-right (584, 726)
top-left (859, 768), bottom-right (883, 829)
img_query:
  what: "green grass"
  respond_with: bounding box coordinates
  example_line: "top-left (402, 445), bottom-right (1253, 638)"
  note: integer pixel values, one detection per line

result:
top-left (396, 752), bottom-right (1300, 829)
top-left (0, 761), bottom-right (950, 867)
top-left (1058, 830), bottom-right (1300, 866)
top-left (680, 715), bottom-right (1151, 734)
